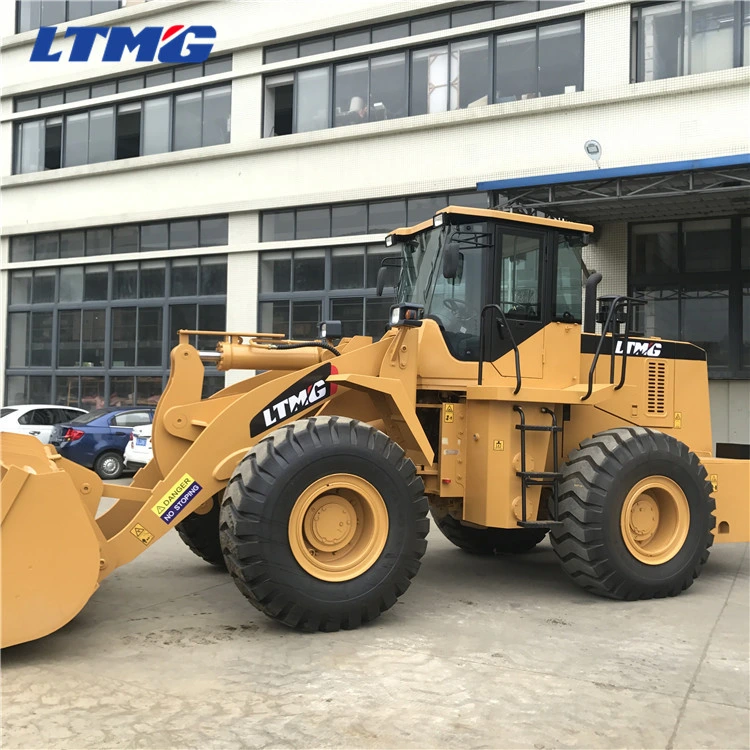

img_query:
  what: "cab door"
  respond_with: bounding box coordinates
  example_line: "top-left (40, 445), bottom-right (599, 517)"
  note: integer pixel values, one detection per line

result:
top-left (483, 224), bottom-right (550, 375)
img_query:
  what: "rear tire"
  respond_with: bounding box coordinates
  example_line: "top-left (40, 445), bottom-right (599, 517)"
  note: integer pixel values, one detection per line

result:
top-left (430, 503), bottom-right (547, 555)
top-left (219, 417), bottom-right (429, 631)
top-left (550, 427), bottom-right (715, 600)
top-left (94, 451), bottom-right (124, 480)
top-left (176, 492), bottom-right (226, 569)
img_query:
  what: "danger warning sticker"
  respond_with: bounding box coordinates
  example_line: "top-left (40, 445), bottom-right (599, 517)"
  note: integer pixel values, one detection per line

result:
top-left (151, 473), bottom-right (203, 525)
top-left (130, 523), bottom-right (154, 546)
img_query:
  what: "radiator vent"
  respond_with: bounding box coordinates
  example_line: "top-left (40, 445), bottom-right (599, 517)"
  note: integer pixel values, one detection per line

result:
top-left (646, 361), bottom-right (667, 416)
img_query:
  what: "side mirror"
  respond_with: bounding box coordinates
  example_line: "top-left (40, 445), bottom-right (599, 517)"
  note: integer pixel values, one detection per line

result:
top-left (443, 241), bottom-right (460, 279)
top-left (376, 266), bottom-right (389, 297)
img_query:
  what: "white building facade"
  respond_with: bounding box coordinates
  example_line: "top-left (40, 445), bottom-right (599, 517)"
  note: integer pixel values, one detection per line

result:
top-left (1, 0), bottom-right (748, 447)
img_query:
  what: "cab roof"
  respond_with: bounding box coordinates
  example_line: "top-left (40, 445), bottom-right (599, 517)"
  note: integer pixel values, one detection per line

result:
top-left (387, 205), bottom-right (594, 238)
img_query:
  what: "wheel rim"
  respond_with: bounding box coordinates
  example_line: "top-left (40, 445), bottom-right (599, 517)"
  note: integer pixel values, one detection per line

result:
top-left (620, 476), bottom-right (690, 565)
top-left (101, 456), bottom-right (119, 476)
top-left (288, 473), bottom-right (389, 582)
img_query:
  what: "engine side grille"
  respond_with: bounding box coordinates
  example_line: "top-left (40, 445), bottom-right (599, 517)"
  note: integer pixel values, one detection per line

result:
top-left (646, 360), bottom-right (667, 416)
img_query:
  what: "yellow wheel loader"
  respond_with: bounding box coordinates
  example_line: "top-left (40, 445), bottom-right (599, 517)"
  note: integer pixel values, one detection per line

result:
top-left (2, 206), bottom-right (748, 648)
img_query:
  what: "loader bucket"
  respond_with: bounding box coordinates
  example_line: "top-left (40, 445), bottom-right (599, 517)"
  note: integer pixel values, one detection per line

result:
top-left (1, 433), bottom-right (102, 648)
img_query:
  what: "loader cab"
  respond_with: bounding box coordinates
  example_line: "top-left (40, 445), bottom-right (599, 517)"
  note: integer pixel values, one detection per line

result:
top-left (384, 206), bottom-right (592, 362)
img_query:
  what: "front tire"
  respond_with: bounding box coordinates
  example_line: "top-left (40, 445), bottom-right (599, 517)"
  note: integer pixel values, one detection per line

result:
top-left (550, 427), bottom-right (715, 600)
top-left (219, 417), bottom-right (429, 631)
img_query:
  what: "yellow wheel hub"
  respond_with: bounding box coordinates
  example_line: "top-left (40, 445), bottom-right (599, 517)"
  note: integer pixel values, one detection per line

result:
top-left (288, 474), bottom-right (389, 582)
top-left (620, 476), bottom-right (690, 565)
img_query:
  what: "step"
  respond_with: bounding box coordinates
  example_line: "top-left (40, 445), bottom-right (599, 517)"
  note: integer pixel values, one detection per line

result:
top-left (515, 424), bottom-right (562, 432)
top-left (517, 520), bottom-right (564, 529)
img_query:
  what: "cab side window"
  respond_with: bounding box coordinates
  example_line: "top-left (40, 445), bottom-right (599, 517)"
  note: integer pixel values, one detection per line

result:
top-left (497, 231), bottom-right (542, 320)
top-left (554, 235), bottom-right (584, 323)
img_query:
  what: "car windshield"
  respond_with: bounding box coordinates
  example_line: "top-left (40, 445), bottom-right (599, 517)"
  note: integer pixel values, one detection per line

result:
top-left (396, 225), bottom-right (446, 306)
top-left (70, 409), bottom-right (106, 425)
top-left (0, 408), bottom-right (18, 418)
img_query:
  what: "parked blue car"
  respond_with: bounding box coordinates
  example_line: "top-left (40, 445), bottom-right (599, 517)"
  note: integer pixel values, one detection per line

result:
top-left (50, 407), bottom-right (154, 479)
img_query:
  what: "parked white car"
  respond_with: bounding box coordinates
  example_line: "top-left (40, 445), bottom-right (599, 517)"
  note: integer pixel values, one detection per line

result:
top-left (124, 424), bottom-right (153, 470)
top-left (0, 404), bottom-right (86, 443)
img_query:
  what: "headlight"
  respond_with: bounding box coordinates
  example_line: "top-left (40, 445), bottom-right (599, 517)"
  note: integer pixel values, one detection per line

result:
top-left (385, 235), bottom-right (394, 247)
top-left (388, 304), bottom-right (424, 328)
top-left (433, 213), bottom-right (445, 227)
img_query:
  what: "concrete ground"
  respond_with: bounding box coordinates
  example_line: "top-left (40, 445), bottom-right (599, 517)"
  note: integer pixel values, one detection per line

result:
top-left (2, 495), bottom-right (748, 750)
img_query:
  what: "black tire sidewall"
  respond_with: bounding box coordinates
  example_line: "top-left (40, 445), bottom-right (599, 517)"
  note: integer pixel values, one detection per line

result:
top-left (253, 444), bottom-right (421, 610)
top-left (601, 451), bottom-right (711, 587)
top-left (96, 451), bottom-right (123, 479)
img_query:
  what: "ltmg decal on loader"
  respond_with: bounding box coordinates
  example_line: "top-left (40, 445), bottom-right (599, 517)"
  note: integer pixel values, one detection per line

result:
top-left (151, 474), bottom-right (203, 525)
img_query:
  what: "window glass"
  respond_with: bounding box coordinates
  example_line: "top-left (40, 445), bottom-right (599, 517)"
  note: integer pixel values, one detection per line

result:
top-left (554, 237), bottom-right (583, 321)
top-left (138, 308), bottom-right (163, 366)
top-left (65, 88), bottom-right (89, 103)
top-left (683, 219), bottom-right (731, 272)
top-left (293, 250), bottom-right (325, 291)
top-left (200, 256), bottom-right (228, 295)
top-left (197, 303), bottom-right (226, 349)
top-left (18, 0), bottom-right (41, 32)
top-left (58, 310), bottom-right (82, 367)
top-left (336, 30), bottom-right (371, 50)
top-left (682, 288), bottom-right (730, 367)
top-left (91, 81), bottom-right (116, 98)
top-left (449, 190), bottom-right (488, 208)
top-left (299, 37), bottom-right (333, 57)
top-left (453, 5), bottom-right (494, 26)
top-left (331, 298), bottom-right (364, 337)
top-left (146, 70), bottom-right (173, 87)
top-left (113, 225), bottom-right (139, 254)
top-left (33, 270), bottom-right (56, 303)
top-left (141, 223), bottom-right (169, 252)
top-left (633, 288), bottom-right (679, 341)
top-left (202, 85), bottom-right (231, 146)
top-left (265, 44), bottom-right (298, 64)
top-left (368, 200), bottom-right (407, 233)
top-left (35, 232), bottom-right (59, 260)
top-left (410, 46), bottom-right (449, 115)
top-left (296, 207), bottom-right (330, 239)
top-left (407, 195), bottom-right (447, 224)
top-left (174, 64), bottom-right (202, 82)
top-left (171, 258), bottom-right (199, 296)
top-left (117, 75), bottom-right (143, 93)
top-left (170, 220), bottom-right (200, 249)
top-left (291, 300), bottom-right (322, 338)
top-left (262, 211), bottom-right (295, 241)
top-left (110, 377), bottom-right (135, 407)
top-left (687, 1), bottom-right (734, 75)
top-left (19, 120), bottom-right (44, 174)
top-left (8, 313), bottom-right (29, 368)
top-left (334, 60), bottom-right (370, 127)
top-left (331, 247), bottom-right (364, 289)
top-left (10, 271), bottom-right (32, 305)
top-left (631, 223), bottom-right (679, 275)
top-left (112, 308), bottom-right (136, 367)
top-left (169, 303), bottom-right (197, 348)
top-left (11, 236), bottom-right (34, 262)
top-left (744, 6), bottom-right (750, 66)
top-left (539, 20), bottom-right (582, 96)
top-left (260, 301), bottom-right (290, 334)
top-left (370, 52), bottom-right (408, 120)
top-left (411, 14), bottom-right (450, 35)
top-left (112, 411), bottom-right (151, 427)
top-left (114, 262), bottom-right (138, 299)
top-left (84, 266), bottom-right (109, 300)
top-left (6, 376), bottom-right (26, 406)
top-left (60, 230), bottom-right (85, 258)
top-left (372, 22), bottom-right (409, 43)
top-left (116, 102), bottom-right (141, 160)
top-left (742, 218), bottom-right (750, 270)
top-left (204, 56), bottom-right (232, 76)
top-left (136, 376), bottom-right (163, 406)
top-left (60, 266), bottom-right (84, 302)
top-left (30, 377), bottom-right (52, 405)
top-left (16, 95), bottom-right (39, 112)
top-left (88, 106), bottom-right (115, 163)
top-left (44, 118), bottom-right (62, 170)
top-left (450, 37), bottom-right (490, 110)
top-left (64, 112), bottom-right (89, 167)
top-left (260, 252), bottom-right (292, 293)
top-left (140, 261), bottom-right (165, 298)
top-left (495, 2), bottom-right (538, 19)
top-left (56, 376), bottom-right (80, 407)
top-left (173, 91), bottom-right (203, 150)
top-left (79, 376), bottom-right (105, 409)
top-left (637, 2), bottom-right (683, 81)
top-left (30, 312), bottom-right (53, 366)
top-left (296, 67), bottom-right (330, 132)
top-left (142, 97), bottom-right (171, 155)
top-left (743, 286), bottom-right (750, 368)
top-left (40, 91), bottom-right (64, 107)
top-left (86, 228), bottom-right (111, 256)
top-left (200, 216), bottom-right (228, 246)
top-left (495, 28), bottom-right (538, 101)
top-left (81, 310), bottom-right (106, 367)
top-left (366, 248), bottom-right (392, 287)
top-left (498, 231), bottom-right (542, 319)
top-left (331, 203), bottom-right (368, 236)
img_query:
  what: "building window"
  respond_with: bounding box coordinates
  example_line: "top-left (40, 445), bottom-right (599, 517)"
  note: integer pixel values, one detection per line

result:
top-left (5, 256), bottom-right (227, 408)
top-left (631, 1), bottom-right (749, 82)
top-left (260, 191), bottom-right (487, 241)
top-left (630, 215), bottom-right (750, 377)
top-left (258, 247), bottom-right (393, 340)
top-left (10, 216), bottom-right (228, 261)
top-left (263, 17), bottom-right (583, 136)
top-left (263, 2), bottom-right (582, 62)
top-left (13, 84), bottom-right (230, 174)
top-left (16, 0), bottom-right (121, 33)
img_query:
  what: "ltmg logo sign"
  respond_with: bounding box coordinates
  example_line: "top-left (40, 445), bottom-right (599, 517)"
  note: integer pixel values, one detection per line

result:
top-left (30, 25), bottom-right (217, 63)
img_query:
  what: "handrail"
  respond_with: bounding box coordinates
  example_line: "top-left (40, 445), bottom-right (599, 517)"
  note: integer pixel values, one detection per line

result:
top-left (478, 304), bottom-right (522, 394)
top-left (581, 295), bottom-right (646, 401)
